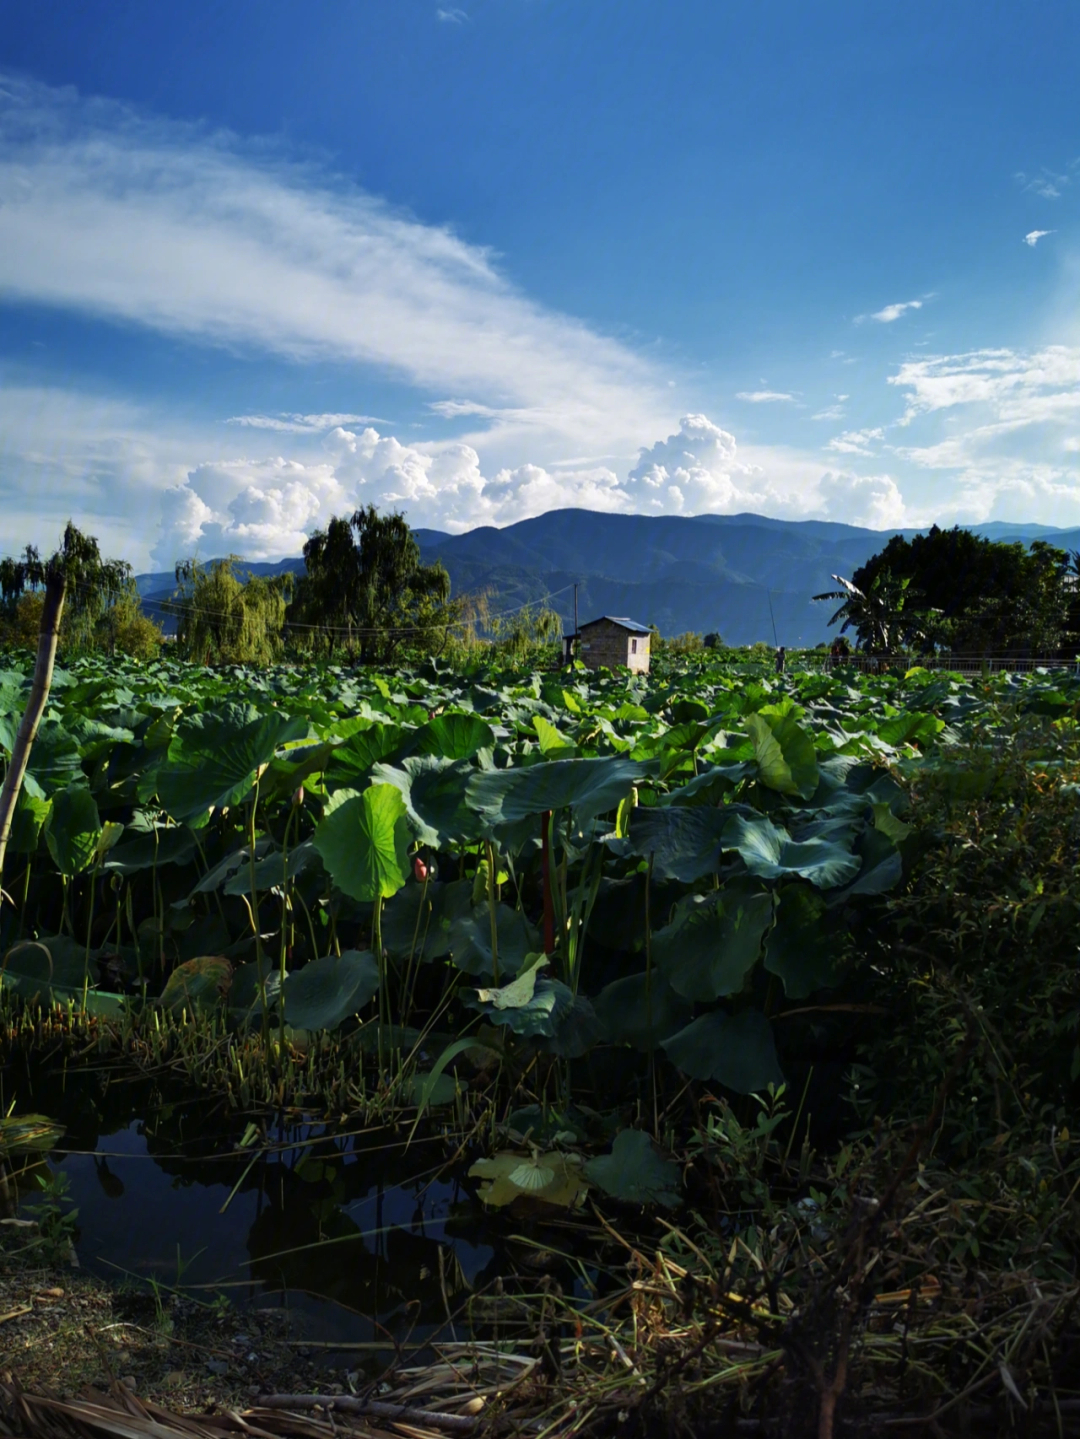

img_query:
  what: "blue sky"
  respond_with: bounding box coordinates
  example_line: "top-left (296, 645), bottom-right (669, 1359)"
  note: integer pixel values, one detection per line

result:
top-left (0, 0), bottom-right (1077, 569)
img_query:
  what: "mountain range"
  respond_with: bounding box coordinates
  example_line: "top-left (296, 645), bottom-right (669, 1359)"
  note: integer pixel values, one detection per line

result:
top-left (136, 510), bottom-right (1080, 648)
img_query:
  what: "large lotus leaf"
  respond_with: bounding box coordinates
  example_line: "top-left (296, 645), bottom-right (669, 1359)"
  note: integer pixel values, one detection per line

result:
top-left (584, 1129), bottom-right (681, 1209)
top-left (45, 785), bottom-right (102, 876)
top-left (324, 724), bottom-right (406, 788)
top-left (372, 755), bottom-right (484, 847)
top-left (653, 879), bottom-right (774, 1002)
top-left (157, 706), bottom-right (309, 825)
top-left (877, 711), bottom-right (944, 746)
top-left (747, 711), bottom-right (819, 800)
top-left (663, 1007), bottom-right (784, 1093)
top-left (381, 878), bottom-right (474, 962)
top-left (182, 839), bottom-right (274, 899)
top-left (466, 755), bottom-right (651, 826)
top-left (540, 992), bottom-right (601, 1058)
top-left (464, 972), bottom-right (573, 1038)
top-left (474, 957), bottom-right (549, 1009)
top-left (160, 956), bottom-right (233, 1013)
top-left (313, 784), bottom-right (411, 901)
top-left (625, 804), bottom-right (734, 883)
top-left (834, 828), bottom-right (903, 899)
top-left (449, 902), bottom-right (540, 977)
top-left (280, 950), bottom-right (380, 1031)
top-left (22, 720), bottom-right (83, 797)
top-left (468, 1150), bottom-right (589, 1209)
top-left (223, 840), bottom-right (321, 895)
top-left (764, 883), bottom-right (842, 998)
top-left (104, 826), bottom-right (198, 875)
top-left (408, 713), bottom-right (495, 760)
top-left (593, 971), bottom-right (692, 1050)
top-left (723, 813), bottom-right (860, 890)
top-left (0, 939), bottom-right (125, 1016)
top-left (7, 789), bottom-right (51, 856)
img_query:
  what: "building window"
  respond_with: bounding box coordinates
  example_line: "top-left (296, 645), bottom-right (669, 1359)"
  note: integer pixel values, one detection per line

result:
top-left (631, 638), bottom-right (637, 654)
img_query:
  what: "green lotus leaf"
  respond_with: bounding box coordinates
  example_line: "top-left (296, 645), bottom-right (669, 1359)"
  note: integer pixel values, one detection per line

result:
top-left (653, 879), bottom-right (774, 1002)
top-left (380, 878), bottom-right (474, 962)
top-left (156, 705), bottom-right (309, 825)
top-left (222, 840), bottom-right (321, 895)
top-left (593, 971), bottom-right (693, 1050)
top-left (104, 825), bottom-right (199, 876)
top-left (764, 883), bottom-right (842, 997)
top-left (747, 711), bottom-right (819, 799)
top-left (625, 804), bottom-right (734, 883)
top-left (723, 813), bottom-right (861, 889)
top-left (466, 755), bottom-right (651, 826)
top-left (662, 1007), bottom-right (784, 1093)
top-left (464, 973), bottom-right (573, 1038)
top-left (7, 789), bottom-right (51, 856)
top-left (468, 1149), bottom-right (588, 1208)
top-left (324, 723), bottom-right (407, 789)
top-left (372, 755), bottom-right (484, 847)
top-left (45, 784), bottom-right (102, 876)
top-left (584, 1129), bottom-right (681, 1208)
top-left (449, 902), bottom-right (540, 977)
top-left (408, 712), bottom-right (495, 760)
top-left (280, 950), bottom-right (380, 1031)
top-left (313, 784), bottom-right (411, 901)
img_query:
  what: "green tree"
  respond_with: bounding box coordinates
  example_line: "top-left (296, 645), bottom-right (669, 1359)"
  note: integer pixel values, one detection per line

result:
top-left (170, 557), bottom-right (292, 665)
top-left (848, 527), bottom-right (1069, 656)
top-left (0, 522), bottom-right (162, 657)
top-left (290, 507), bottom-right (455, 663)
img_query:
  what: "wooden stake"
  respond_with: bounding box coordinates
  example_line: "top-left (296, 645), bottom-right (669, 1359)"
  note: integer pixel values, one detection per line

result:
top-left (0, 572), bottom-right (66, 888)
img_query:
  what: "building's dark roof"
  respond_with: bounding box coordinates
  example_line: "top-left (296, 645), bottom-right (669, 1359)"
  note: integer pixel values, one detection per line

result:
top-left (578, 615), bottom-right (652, 635)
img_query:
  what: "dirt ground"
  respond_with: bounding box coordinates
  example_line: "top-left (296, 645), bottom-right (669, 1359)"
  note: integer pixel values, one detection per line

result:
top-left (0, 1222), bottom-right (347, 1415)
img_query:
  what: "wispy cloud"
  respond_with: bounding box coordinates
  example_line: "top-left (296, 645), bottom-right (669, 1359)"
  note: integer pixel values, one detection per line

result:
top-left (227, 412), bottom-right (385, 432)
top-left (812, 405), bottom-right (846, 421)
top-left (436, 8), bottom-right (469, 22)
top-left (1015, 167), bottom-right (1072, 200)
top-left (0, 74), bottom-right (668, 457)
top-left (1024, 229), bottom-right (1054, 247)
top-left (858, 299), bottom-right (923, 324)
top-left (735, 390), bottom-right (795, 403)
top-left (826, 427), bottom-right (884, 456)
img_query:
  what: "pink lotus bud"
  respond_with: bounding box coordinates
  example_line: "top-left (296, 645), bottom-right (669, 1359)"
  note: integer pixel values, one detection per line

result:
top-left (413, 856), bottom-right (429, 883)
top-left (292, 786), bottom-right (304, 807)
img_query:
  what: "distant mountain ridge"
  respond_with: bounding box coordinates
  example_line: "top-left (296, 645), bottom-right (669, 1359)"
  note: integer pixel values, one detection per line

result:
top-left (137, 511), bottom-right (1080, 647)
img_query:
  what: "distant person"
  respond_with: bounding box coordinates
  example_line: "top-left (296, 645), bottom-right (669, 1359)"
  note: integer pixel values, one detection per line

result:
top-left (829, 640), bottom-right (843, 670)
top-left (774, 645), bottom-right (786, 674)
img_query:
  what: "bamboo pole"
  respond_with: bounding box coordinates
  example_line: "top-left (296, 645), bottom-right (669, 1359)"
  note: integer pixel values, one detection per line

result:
top-left (0, 572), bottom-right (66, 889)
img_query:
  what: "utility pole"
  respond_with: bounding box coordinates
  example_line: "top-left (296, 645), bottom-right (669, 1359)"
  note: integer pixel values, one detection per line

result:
top-left (573, 582), bottom-right (579, 642)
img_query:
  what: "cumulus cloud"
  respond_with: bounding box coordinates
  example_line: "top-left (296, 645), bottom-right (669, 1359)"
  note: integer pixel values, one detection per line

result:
top-left (141, 412), bottom-right (914, 566)
top-left (1024, 230), bottom-right (1054, 247)
top-left (0, 74), bottom-right (666, 457)
top-left (816, 471), bottom-right (906, 529)
top-left (735, 390), bottom-right (795, 403)
top-left (860, 299), bottom-right (923, 324)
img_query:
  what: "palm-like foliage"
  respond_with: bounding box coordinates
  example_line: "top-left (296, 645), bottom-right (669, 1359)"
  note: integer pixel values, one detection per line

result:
top-left (813, 568), bottom-right (925, 653)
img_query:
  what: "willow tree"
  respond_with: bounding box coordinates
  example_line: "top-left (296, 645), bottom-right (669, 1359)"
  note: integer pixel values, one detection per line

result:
top-left (0, 522), bottom-right (162, 656)
top-left (171, 558), bottom-right (293, 665)
top-left (290, 507), bottom-right (456, 663)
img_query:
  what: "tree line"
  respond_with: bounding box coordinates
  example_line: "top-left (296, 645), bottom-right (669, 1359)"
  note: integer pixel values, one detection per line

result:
top-left (815, 525), bottom-right (1080, 657)
top-left (0, 509), bottom-right (564, 667)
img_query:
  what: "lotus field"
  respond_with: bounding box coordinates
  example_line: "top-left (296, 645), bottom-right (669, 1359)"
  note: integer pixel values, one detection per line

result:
top-left (1, 650), bottom-right (1078, 1216)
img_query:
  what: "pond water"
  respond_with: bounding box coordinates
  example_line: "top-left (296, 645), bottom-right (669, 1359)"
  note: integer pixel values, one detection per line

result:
top-left (7, 1065), bottom-right (537, 1359)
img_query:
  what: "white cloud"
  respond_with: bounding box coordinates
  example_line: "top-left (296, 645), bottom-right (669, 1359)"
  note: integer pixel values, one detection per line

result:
top-left (735, 390), bottom-right (795, 403)
top-left (816, 471), bottom-right (906, 529)
top-left (227, 413), bottom-right (385, 433)
top-left (436, 7), bottom-right (469, 20)
top-left (1016, 168), bottom-right (1070, 200)
top-left (0, 74), bottom-right (667, 458)
top-left (1024, 230), bottom-right (1054, 247)
top-left (826, 427), bottom-right (884, 456)
top-left (860, 299), bottom-right (923, 324)
top-left (887, 346), bottom-right (1080, 524)
top-left (812, 404), bottom-right (846, 421)
top-left (138, 412), bottom-right (916, 565)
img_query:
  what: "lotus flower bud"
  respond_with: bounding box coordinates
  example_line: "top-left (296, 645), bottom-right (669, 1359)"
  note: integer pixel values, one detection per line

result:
top-left (413, 855), bottom-right (429, 883)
